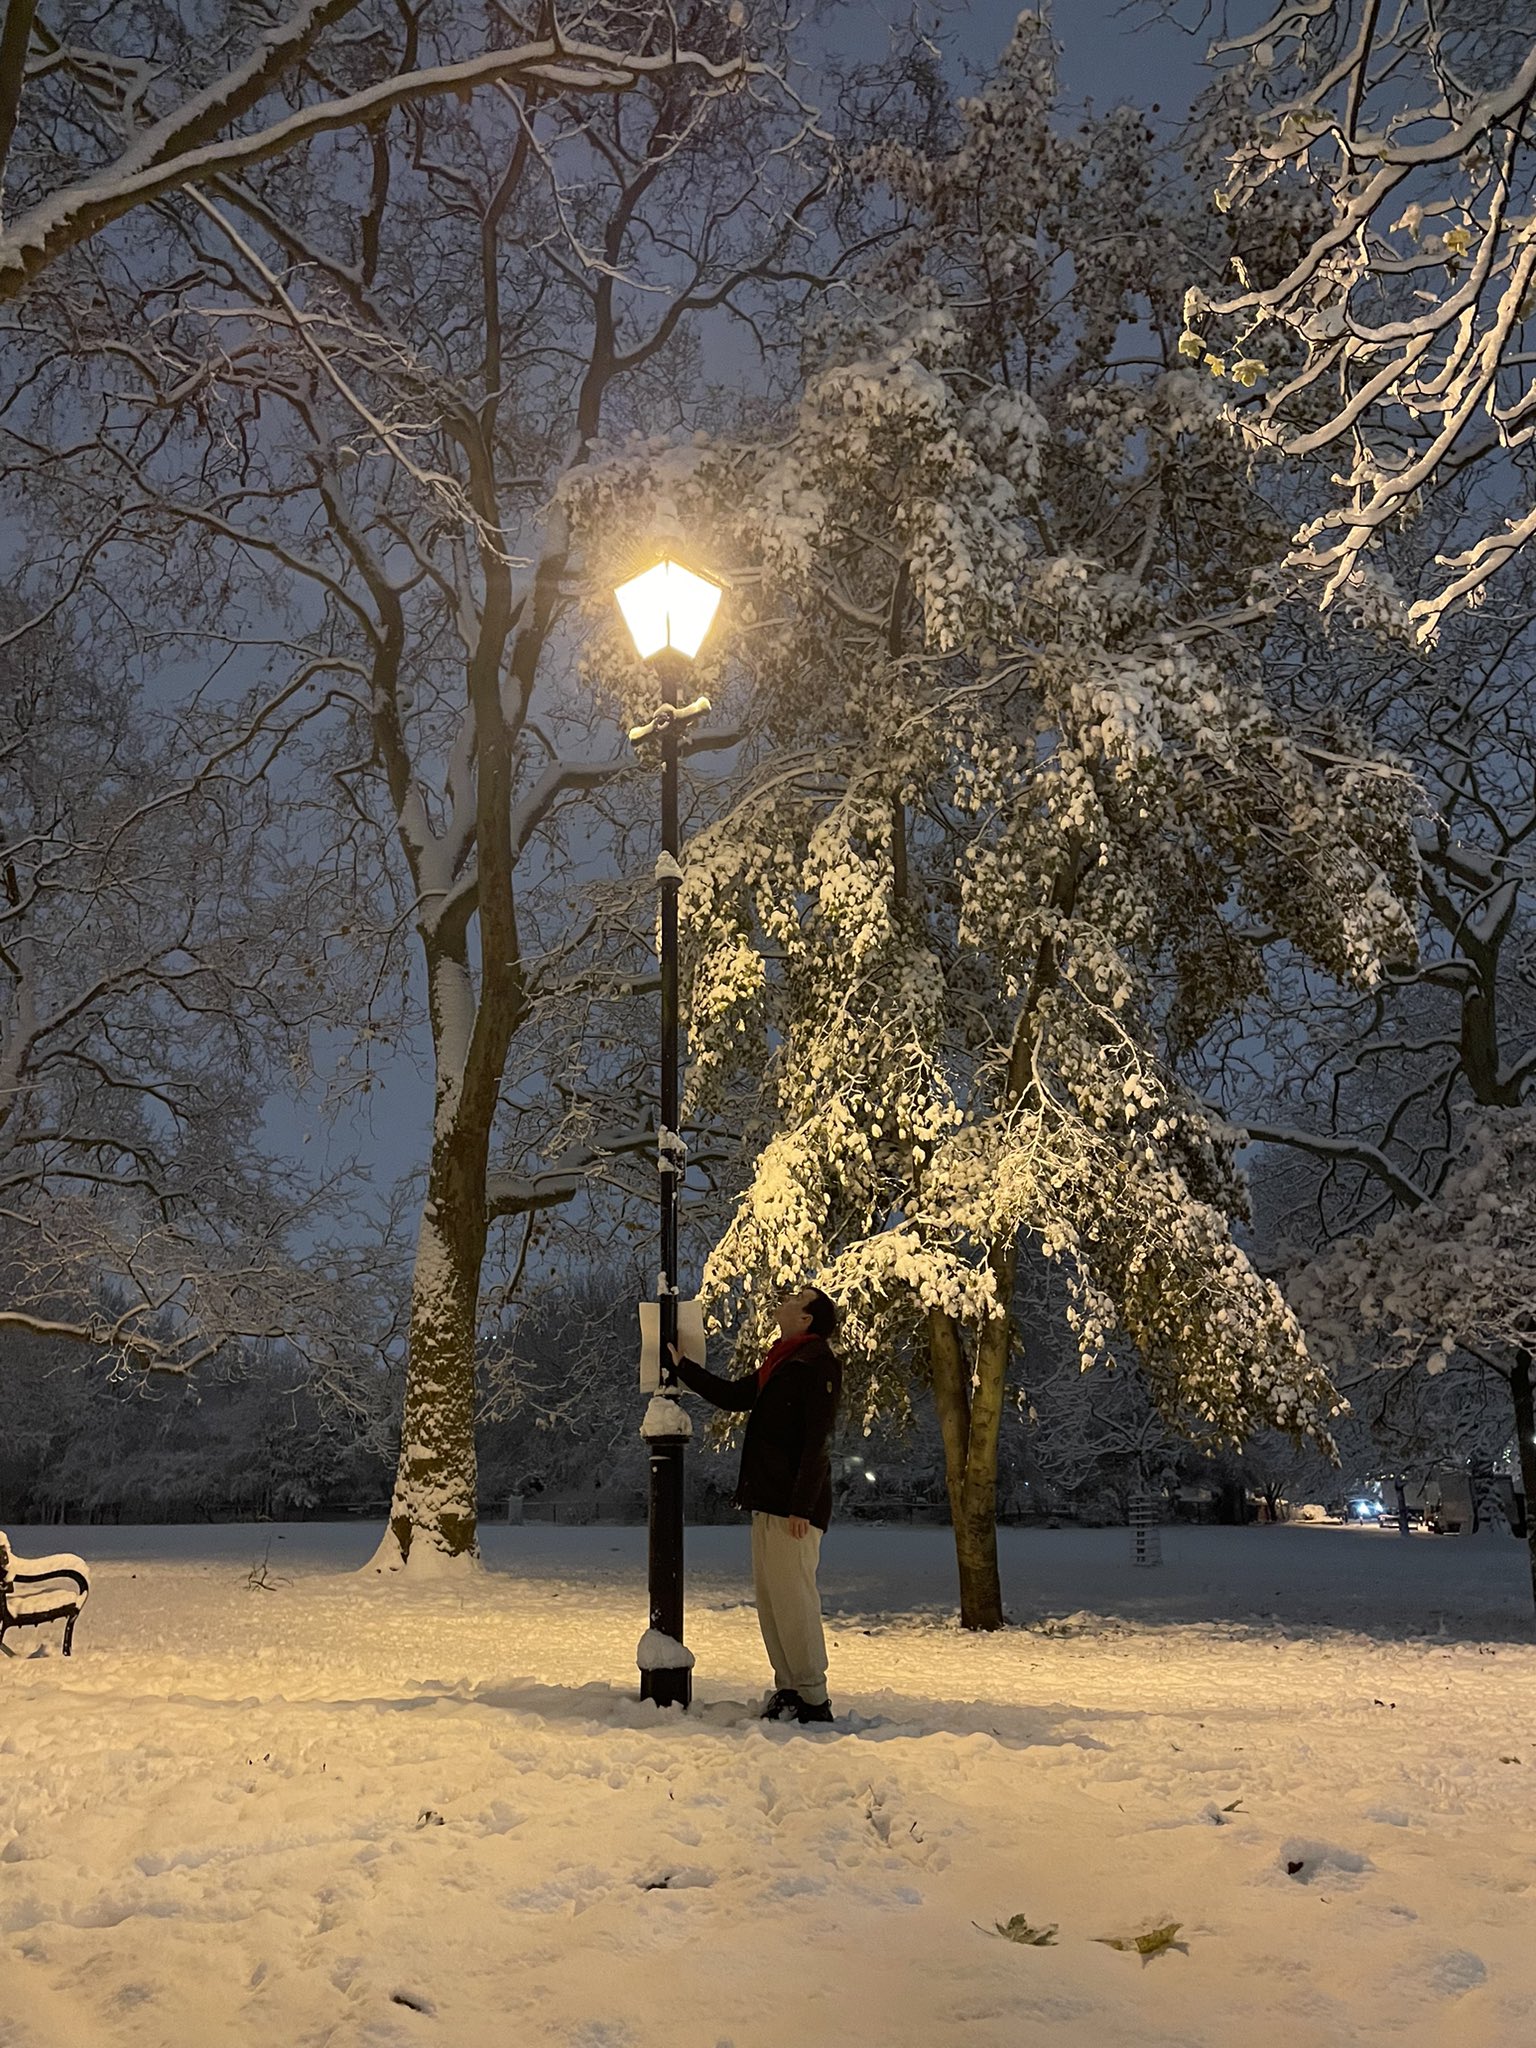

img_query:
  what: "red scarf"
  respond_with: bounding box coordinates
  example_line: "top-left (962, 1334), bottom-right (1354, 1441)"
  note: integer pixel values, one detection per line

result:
top-left (757, 1331), bottom-right (818, 1390)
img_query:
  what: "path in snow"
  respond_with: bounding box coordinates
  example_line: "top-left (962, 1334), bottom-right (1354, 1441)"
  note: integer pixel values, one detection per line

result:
top-left (2, 1522), bottom-right (1533, 2048)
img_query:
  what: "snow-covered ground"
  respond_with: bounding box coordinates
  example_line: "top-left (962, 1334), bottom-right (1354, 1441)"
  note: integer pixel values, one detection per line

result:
top-left (3, 1520), bottom-right (1535, 2047)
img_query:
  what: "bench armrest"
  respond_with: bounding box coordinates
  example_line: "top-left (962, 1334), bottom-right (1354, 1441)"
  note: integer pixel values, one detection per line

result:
top-left (3, 1551), bottom-right (90, 1600)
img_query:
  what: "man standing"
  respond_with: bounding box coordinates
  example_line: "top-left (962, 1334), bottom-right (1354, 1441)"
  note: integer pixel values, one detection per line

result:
top-left (669, 1286), bottom-right (842, 1724)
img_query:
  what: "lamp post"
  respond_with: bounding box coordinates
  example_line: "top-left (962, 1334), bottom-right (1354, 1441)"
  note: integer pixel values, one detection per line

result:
top-left (614, 557), bottom-right (721, 1709)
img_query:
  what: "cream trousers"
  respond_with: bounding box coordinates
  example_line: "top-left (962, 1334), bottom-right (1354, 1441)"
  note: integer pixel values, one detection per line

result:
top-left (750, 1511), bottom-right (829, 1706)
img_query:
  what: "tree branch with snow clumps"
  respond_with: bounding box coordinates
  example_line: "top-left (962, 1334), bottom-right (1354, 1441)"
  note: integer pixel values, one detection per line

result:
top-left (1181, 2), bottom-right (1536, 640)
top-left (0, 2), bottom-right (767, 302)
top-left (569, 15), bottom-right (1420, 1624)
top-left (1294, 1108), bottom-right (1536, 1377)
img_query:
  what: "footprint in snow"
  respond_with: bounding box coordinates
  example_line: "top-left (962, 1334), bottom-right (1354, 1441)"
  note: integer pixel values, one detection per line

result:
top-left (1428, 1951), bottom-right (1487, 1996)
top-left (637, 1866), bottom-right (714, 1891)
top-left (1279, 1839), bottom-right (1372, 1886)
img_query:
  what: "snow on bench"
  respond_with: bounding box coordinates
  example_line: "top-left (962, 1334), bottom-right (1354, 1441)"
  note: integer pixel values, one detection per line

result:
top-left (0, 1531), bottom-right (89, 1657)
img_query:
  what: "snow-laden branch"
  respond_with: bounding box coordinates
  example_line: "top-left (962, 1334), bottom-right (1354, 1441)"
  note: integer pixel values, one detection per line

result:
top-left (1294, 1107), bottom-right (1536, 1370)
top-left (1236, 1120), bottom-right (1433, 1211)
top-left (0, 14), bottom-right (761, 303)
top-left (485, 1126), bottom-right (663, 1222)
top-left (0, 1307), bottom-right (227, 1376)
top-left (510, 752), bottom-right (631, 860)
top-left (1185, 4), bottom-right (1536, 639)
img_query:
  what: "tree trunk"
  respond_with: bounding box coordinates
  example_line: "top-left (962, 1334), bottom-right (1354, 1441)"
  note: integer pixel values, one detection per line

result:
top-left (370, 1196), bottom-right (483, 1573)
top-left (369, 954), bottom-right (495, 1575)
top-left (1510, 1351), bottom-right (1536, 1617)
top-left (923, 843), bottom-right (1079, 1625)
top-left (928, 1302), bottom-right (1010, 1630)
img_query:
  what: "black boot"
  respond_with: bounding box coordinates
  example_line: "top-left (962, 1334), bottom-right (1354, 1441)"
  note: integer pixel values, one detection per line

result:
top-left (761, 1688), bottom-right (803, 1720)
top-left (794, 1697), bottom-right (834, 1725)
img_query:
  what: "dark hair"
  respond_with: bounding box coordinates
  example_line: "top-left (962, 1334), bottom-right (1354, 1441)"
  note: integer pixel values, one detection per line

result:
top-left (803, 1287), bottom-right (838, 1339)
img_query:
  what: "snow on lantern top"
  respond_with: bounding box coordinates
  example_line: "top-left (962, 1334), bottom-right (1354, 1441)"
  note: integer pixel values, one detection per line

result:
top-left (614, 559), bottom-right (721, 661)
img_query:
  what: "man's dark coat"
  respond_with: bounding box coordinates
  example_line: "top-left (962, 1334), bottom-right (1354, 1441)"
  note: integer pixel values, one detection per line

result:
top-left (670, 1338), bottom-right (842, 1532)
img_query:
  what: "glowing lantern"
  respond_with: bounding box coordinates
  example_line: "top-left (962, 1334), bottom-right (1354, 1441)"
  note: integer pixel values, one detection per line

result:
top-left (614, 559), bottom-right (722, 661)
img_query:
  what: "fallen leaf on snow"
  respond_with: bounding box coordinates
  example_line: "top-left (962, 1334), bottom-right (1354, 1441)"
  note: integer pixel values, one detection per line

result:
top-left (981, 1912), bottom-right (1058, 1946)
top-left (1095, 1922), bottom-right (1186, 1959)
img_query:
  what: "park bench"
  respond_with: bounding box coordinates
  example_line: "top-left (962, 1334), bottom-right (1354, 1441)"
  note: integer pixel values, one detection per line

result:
top-left (0, 1530), bottom-right (89, 1656)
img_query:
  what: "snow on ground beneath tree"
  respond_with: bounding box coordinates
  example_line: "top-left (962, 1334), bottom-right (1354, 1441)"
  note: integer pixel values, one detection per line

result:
top-left (3, 1521), bottom-right (1535, 2047)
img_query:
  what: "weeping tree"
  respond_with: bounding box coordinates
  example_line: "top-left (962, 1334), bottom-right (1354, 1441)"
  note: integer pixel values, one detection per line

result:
top-left (575, 14), bottom-right (1421, 1626)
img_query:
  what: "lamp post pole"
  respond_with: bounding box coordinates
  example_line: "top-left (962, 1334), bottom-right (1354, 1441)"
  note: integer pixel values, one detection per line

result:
top-left (614, 556), bottom-right (720, 1710)
top-left (644, 649), bottom-right (691, 1709)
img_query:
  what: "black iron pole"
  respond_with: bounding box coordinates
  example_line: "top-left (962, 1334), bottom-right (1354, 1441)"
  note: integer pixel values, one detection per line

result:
top-left (641, 651), bottom-right (691, 1708)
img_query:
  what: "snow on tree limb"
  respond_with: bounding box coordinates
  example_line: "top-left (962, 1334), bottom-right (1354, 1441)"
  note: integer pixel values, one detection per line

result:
top-left (0, 6), bottom-right (764, 303)
top-left (1, 0), bottom-right (360, 274)
top-left (1237, 1121), bottom-right (1432, 1211)
top-left (485, 1128), bottom-right (658, 1220)
top-left (1295, 1107), bottom-right (1536, 1374)
top-left (1182, 2), bottom-right (1536, 640)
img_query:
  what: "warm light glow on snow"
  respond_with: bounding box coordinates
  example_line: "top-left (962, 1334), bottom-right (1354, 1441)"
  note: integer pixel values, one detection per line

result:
top-left (6, 1522), bottom-right (1532, 2046)
top-left (614, 559), bottom-right (721, 660)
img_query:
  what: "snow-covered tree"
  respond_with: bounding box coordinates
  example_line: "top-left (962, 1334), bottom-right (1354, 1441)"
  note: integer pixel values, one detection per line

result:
top-left (1231, 566), bottom-right (1536, 1214)
top-left (1294, 1107), bottom-right (1536, 1604)
top-left (1, 1322), bottom-right (393, 1523)
top-left (2, 2), bottom-right (847, 1570)
top-left (585, 16), bottom-right (1419, 1627)
top-left (1177, 1), bottom-right (1536, 641)
top-left (0, 594), bottom-right (388, 1392)
top-left (1209, 550), bottom-right (1536, 1596)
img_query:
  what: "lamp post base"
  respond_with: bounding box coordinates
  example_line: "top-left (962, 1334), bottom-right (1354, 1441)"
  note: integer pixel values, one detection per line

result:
top-left (640, 1666), bottom-right (692, 1709)
top-left (640, 1429), bottom-right (691, 1709)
